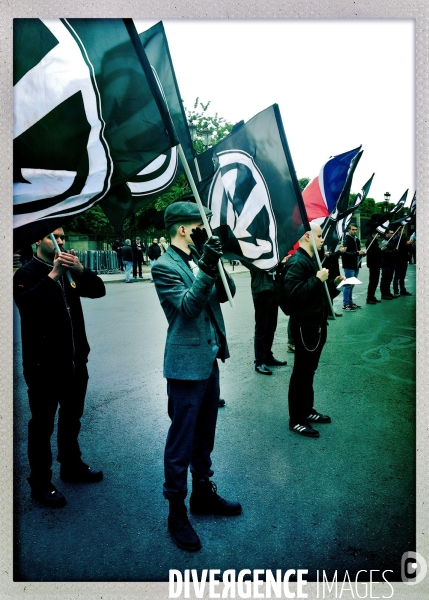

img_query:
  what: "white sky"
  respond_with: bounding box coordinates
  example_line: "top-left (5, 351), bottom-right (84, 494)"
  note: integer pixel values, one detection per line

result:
top-left (136, 19), bottom-right (415, 208)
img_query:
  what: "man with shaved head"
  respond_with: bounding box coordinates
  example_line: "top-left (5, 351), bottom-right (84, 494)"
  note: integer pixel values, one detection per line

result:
top-left (279, 223), bottom-right (344, 438)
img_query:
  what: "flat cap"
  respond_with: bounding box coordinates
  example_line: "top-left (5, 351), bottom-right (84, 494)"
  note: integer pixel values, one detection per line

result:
top-left (164, 201), bottom-right (212, 229)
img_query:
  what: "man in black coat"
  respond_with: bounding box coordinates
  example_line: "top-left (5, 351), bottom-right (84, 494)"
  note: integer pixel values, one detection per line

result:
top-left (379, 229), bottom-right (398, 300)
top-left (250, 268), bottom-right (287, 375)
top-left (392, 227), bottom-right (413, 297)
top-left (13, 228), bottom-right (106, 508)
top-left (365, 232), bottom-right (383, 304)
top-left (132, 236), bottom-right (146, 278)
top-left (280, 223), bottom-right (344, 438)
top-left (147, 237), bottom-right (162, 282)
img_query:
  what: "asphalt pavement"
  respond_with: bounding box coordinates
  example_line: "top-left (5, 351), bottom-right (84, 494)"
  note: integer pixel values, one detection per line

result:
top-left (12, 261), bottom-right (416, 584)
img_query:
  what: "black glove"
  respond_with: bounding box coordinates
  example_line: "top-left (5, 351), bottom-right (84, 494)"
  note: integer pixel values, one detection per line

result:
top-left (198, 236), bottom-right (223, 276)
top-left (190, 227), bottom-right (208, 254)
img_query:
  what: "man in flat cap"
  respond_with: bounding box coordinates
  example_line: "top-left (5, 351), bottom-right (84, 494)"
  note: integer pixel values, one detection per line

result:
top-left (151, 199), bottom-right (241, 552)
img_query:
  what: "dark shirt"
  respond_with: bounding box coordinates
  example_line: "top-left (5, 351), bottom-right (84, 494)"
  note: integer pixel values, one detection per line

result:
top-left (122, 245), bottom-right (133, 262)
top-left (281, 247), bottom-right (340, 327)
top-left (148, 243), bottom-right (161, 261)
top-left (13, 256), bottom-right (105, 382)
top-left (341, 233), bottom-right (362, 270)
top-left (365, 237), bottom-right (382, 269)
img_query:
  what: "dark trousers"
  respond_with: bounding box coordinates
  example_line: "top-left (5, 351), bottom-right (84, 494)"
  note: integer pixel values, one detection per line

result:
top-left (253, 290), bottom-right (279, 365)
top-left (133, 256), bottom-right (143, 277)
top-left (26, 364), bottom-right (88, 486)
top-left (367, 266), bottom-right (381, 300)
top-left (288, 321), bottom-right (327, 426)
top-left (380, 266), bottom-right (394, 296)
top-left (393, 259), bottom-right (409, 293)
top-left (164, 361), bottom-right (219, 499)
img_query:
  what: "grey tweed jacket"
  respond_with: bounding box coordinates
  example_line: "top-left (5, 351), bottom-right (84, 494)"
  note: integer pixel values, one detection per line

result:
top-left (152, 246), bottom-right (235, 380)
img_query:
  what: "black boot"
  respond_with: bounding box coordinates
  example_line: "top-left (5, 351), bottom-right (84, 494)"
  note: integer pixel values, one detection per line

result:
top-left (189, 477), bottom-right (242, 516)
top-left (28, 478), bottom-right (66, 508)
top-left (168, 498), bottom-right (201, 552)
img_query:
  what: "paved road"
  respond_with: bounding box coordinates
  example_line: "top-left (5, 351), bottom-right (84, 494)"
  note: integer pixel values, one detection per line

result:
top-left (12, 264), bottom-right (416, 583)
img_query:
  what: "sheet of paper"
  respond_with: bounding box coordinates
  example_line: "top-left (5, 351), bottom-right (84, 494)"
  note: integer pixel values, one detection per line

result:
top-left (336, 277), bottom-right (362, 288)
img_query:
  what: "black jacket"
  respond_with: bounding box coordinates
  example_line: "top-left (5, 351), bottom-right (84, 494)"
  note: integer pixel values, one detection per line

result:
top-left (365, 237), bottom-right (382, 269)
top-left (122, 245), bottom-right (133, 262)
top-left (132, 241), bottom-right (146, 257)
top-left (280, 247), bottom-right (340, 327)
top-left (148, 243), bottom-right (161, 261)
top-left (380, 239), bottom-right (398, 267)
top-left (341, 233), bottom-right (362, 270)
top-left (13, 257), bottom-right (105, 383)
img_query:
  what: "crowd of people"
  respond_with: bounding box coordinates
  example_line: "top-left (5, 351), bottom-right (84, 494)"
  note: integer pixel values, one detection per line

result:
top-left (13, 203), bottom-right (415, 553)
top-left (111, 236), bottom-right (169, 282)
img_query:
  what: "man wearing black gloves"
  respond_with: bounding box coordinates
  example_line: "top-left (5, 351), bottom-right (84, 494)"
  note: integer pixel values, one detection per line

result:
top-left (151, 201), bottom-right (241, 552)
top-left (280, 223), bottom-right (344, 438)
top-left (13, 228), bottom-right (105, 508)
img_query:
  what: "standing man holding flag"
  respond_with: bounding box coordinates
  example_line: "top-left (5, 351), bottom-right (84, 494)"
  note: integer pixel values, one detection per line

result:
top-left (280, 223), bottom-right (344, 438)
top-left (13, 228), bottom-right (106, 508)
top-left (151, 200), bottom-right (241, 552)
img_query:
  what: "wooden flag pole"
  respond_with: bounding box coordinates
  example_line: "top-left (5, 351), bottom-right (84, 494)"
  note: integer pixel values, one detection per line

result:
top-left (309, 228), bottom-right (336, 320)
top-left (48, 234), bottom-right (76, 288)
top-left (177, 144), bottom-right (235, 307)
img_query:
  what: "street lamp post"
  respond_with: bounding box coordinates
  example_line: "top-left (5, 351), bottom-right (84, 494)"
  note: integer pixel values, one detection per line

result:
top-left (200, 128), bottom-right (212, 150)
top-left (384, 191), bottom-right (391, 213)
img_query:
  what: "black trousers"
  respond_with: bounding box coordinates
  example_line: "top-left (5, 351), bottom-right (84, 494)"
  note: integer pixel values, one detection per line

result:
top-left (164, 361), bottom-right (219, 499)
top-left (288, 321), bottom-right (327, 426)
top-left (393, 259), bottom-right (409, 293)
top-left (133, 255), bottom-right (143, 277)
top-left (367, 266), bottom-right (381, 300)
top-left (380, 266), bottom-right (394, 296)
top-left (26, 364), bottom-right (88, 486)
top-left (252, 290), bottom-right (279, 365)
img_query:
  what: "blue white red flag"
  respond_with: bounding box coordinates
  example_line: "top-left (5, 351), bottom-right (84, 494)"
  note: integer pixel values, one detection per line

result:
top-left (301, 146), bottom-right (362, 221)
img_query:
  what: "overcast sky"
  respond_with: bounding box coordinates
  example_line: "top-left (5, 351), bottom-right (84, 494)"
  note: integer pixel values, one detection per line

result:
top-left (136, 19), bottom-right (415, 208)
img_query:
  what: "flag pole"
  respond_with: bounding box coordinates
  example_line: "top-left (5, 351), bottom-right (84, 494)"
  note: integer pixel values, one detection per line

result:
top-left (48, 234), bottom-right (76, 288)
top-left (309, 229), bottom-right (336, 320)
top-left (177, 144), bottom-right (235, 307)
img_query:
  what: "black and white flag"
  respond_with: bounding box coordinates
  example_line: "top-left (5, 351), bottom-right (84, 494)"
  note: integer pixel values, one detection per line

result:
top-left (194, 104), bottom-right (309, 271)
top-left (13, 18), bottom-right (177, 248)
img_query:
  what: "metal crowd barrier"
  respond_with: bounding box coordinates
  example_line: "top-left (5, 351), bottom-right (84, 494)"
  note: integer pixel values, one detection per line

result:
top-left (74, 250), bottom-right (119, 274)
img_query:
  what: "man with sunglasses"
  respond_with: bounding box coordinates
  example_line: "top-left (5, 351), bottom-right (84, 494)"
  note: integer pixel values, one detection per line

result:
top-left (13, 227), bottom-right (106, 508)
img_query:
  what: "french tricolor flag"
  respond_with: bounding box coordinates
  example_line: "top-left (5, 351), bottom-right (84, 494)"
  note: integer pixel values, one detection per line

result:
top-left (302, 146), bottom-right (362, 222)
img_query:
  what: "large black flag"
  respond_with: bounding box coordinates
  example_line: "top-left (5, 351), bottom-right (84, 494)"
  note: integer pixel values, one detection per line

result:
top-left (13, 18), bottom-right (178, 248)
top-left (101, 20), bottom-right (197, 231)
top-left (194, 104), bottom-right (310, 270)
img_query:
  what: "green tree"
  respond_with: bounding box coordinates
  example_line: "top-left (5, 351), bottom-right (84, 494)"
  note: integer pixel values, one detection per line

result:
top-left (122, 99), bottom-right (234, 239)
top-left (298, 177), bottom-right (310, 192)
top-left (66, 204), bottom-right (115, 239)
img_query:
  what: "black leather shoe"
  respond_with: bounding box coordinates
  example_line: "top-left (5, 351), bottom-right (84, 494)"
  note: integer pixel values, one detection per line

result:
top-left (218, 398), bottom-right (226, 408)
top-left (255, 364), bottom-right (272, 375)
top-left (168, 514), bottom-right (201, 552)
top-left (60, 462), bottom-right (103, 483)
top-left (190, 479), bottom-right (242, 516)
top-left (265, 357), bottom-right (287, 367)
top-left (401, 290), bottom-right (412, 296)
top-left (30, 482), bottom-right (66, 508)
top-left (366, 299), bottom-right (377, 304)
top-left (381, 295), bottom-right (393, 300)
